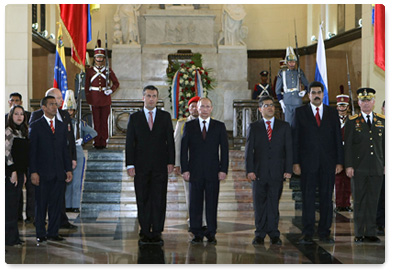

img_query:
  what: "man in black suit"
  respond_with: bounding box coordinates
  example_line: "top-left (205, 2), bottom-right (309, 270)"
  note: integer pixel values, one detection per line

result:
top-left (181, 98), bottom-right (229, 244)
top-left (29, 96), bottom-right (73, 243)
top-left (292, 81), bottom-right (344, 244)
top-left (245, 95), bottom-right (293, 246)
top-left (29, 87), bottom-right (77, 230)
top-left (125, 85), bottom-right (175, 246)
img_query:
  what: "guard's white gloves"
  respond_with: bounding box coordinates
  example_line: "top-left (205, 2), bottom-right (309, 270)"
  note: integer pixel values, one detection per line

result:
top-left (298, 90), bottom-right (306, 97)
top-left (104, 89), bottom-right (113, 96)
top-left (75, 138), bottom-right (83, 146)
top-left (279, 100), bottom-right (286, 113)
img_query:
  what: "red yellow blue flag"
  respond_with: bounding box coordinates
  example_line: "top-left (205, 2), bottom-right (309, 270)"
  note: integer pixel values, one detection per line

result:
top-left (53, 22), bottom-right (68, 105)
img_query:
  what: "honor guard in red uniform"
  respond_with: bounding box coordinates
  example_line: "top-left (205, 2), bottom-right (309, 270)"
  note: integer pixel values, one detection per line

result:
top-left (334, 89), bottom-right (353, 212)
top-left (85, 40), bottom-right (120, 149)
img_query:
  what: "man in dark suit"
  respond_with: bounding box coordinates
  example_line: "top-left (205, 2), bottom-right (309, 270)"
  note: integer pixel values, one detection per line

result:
top-left (29, 87), bottom-right (77, 230)
top-left (181, 98), bottom-right (229, 244)
top-left (344, 88), bottom-right (385, 243)
top-left (292, 81), bottom-right (344, 244)
top-left (245, 95), bottom-right (293, 246)
top-left (29, 96), bottom-right (73, 243)
top-left (125, 85), bottom-right (175, 246)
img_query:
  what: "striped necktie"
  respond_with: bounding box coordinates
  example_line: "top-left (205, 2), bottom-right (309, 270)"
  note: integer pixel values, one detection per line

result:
top-left (50, 120), bottom-right (55, 134)
top-left (266, 121), bottom-right (272, 141)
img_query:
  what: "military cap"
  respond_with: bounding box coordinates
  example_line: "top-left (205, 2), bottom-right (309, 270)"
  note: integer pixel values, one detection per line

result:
top-left (94, 39), bottom-right (105, 57)
top-left (188, 96), bottom-right (200, 106)
top-left (336, 94), bottom-right (350, 105)
top-left (357, 87), bottom-right (376, 100)
top-left (260, 70), bottom-right (269, 77)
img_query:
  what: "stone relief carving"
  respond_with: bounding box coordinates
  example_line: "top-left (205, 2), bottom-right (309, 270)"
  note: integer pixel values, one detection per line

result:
top-left (113, 4), bottom-right (141, 45)
top-left (218, 4), bottom-right (248, 46)
top-left (162, 20), bottom-right (198, 45)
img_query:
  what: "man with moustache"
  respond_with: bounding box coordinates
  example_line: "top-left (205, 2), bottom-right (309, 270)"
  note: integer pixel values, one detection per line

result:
top-left (245, 95), bottom-right (293, 245)
top-left (29, 96), bottom-right (73, 243)
top-left (292, 81), bottom-right (343, 244)
top-left (181, 98), bottom-right (229, 244)
top-left (173, 96), bottom-right (207, 229)
top-left (344, 88), bottom-right (385, 243)
top-left (125, 85), bottom-right (175, 246)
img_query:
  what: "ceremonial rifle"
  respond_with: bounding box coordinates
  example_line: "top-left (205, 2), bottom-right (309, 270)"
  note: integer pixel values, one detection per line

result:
top-left (105, 32), bottom-right (110, 92)
top-left (346, 53), bottom-right (355, 115)
top-left (294, 19), bottom-right (303, 92)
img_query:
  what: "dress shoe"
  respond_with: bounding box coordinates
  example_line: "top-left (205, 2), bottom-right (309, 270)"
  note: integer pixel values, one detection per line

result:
top-left (151, 235), bottom-right (164, 246)
top-left (298, 235), bottom-right (314, 245)
top-left (377, 226), bottom-right (385, 235)
top-left (60, 222), bottom-right (78, 229)
top-left (270, 236), bottom-right (282, 245)
top-left (66, 208), bottom-right (73, 212)
top-left (252, 236), bottom-right (265, 245)
top-left (36, 237), bottom-right (47, 243)
top-left (138, 235), bottom-right (151, 246)
top-left (48, 235), bottom-right (65, 241)
top-left (191, 236), bottom-right (203, 244)
top-left (345, 206), bottom-right (353, 212)
top-left (319, 236), bottom-right (335, 244)
top-left (354, 236), bottom-right (364, 243)
top-left (364, 236), bottom-right (381, 243)
top-left (206, 235), bottom-right (217, 245)
top-left (72, 208), bottom-right (80, 213)
top-left (24, 217), bottom-right (34, 224)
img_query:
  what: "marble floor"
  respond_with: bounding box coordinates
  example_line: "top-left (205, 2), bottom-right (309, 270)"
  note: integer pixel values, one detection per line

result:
top-left (4, 150), bottom-right (386, 265)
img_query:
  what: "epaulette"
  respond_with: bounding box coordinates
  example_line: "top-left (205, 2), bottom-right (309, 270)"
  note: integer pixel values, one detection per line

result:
top-left (349, 114), bottom-right (358, 120)
top-left (375, 113), bottom-right (385, 119)
top-left (177, 117), bottom-right (187, 122)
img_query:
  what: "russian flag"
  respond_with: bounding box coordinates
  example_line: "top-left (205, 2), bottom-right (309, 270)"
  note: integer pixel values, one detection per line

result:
top-left (314, 24), bottom-right (329, 105)
top-left (53, 23), bottom-right (68, 104)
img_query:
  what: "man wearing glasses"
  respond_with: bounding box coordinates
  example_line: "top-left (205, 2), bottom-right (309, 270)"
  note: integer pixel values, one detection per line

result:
top-left (245, 95), bottom-right (293, 246)
top-left (292, 81), bottom-right (344, 244)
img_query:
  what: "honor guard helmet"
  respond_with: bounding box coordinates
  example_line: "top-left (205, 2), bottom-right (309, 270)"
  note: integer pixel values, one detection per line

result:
top-left (62, 89), bottom-right (77, 110)
top-left (286, 46), bottom-right (297, 62)
top-left (94, 39), bottom-right (105, 57)
top-left (336, 85), bottom-right (350, 105)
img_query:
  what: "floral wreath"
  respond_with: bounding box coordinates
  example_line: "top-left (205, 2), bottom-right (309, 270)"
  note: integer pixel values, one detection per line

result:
top-left (167, 53), bottom-right (215, 119)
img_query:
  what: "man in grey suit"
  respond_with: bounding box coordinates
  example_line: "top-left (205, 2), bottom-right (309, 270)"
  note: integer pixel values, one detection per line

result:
top-left (245, 95), bottom-right (293, 246)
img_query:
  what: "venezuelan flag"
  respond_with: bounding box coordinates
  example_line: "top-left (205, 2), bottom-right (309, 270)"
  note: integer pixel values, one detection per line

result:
top-left (53, 22), bottom-right (68, 105)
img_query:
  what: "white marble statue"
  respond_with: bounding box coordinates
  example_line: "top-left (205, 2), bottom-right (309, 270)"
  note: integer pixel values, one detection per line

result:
top-left (218, 4), bottom-right (248, 46)
top-left (113, 4), bottom-right (141, 45)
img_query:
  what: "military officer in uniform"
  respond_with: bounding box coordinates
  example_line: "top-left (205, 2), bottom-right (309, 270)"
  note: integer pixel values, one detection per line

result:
top-left (275, 46), bottom-right (309, 125)
top-left (252, 70), bottom-right (273, 99)
top-left (85, 40), bottom-right (120, 149)
top-left (334, 92), bottom-right (353, 212)
top-left (344, 88), bottom-right (385, 243)
top-left (174, 96), bottom-right (207, 229)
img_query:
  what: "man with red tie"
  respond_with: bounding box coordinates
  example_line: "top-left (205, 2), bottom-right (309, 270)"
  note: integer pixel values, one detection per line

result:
top-left (292, 81), bottom-right (344, 244)
top-left (85, 40), bottom-right (119, 149)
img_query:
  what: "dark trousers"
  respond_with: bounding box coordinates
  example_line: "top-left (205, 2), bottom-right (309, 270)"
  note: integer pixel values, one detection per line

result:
top-left (189, 178), bottom-right (220, 237)
top-left (252, 177), bottom-right (283, 238)
top-left (34, 177), bottom-right (65, 237)
top-left (91, 105), bottom-right (110, 147)
top-left (301, 170), bottom-right (335, 237)
top-left (134, 171), bottom-right (168, 239)
top-left (352, 174), bottom-right (383, 237)
top-left (5, 172), bottom-right (24, 245)
top-left (376, 175), bottom-right (385, 227)
top-left (18, 173), bottom-right (35, 220)
top-left (335, 170), bottom-right (351, 207)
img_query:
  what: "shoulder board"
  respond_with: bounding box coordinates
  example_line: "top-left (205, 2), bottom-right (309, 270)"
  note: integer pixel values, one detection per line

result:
top-left (349, 114), bottom-right (358, 120)
top-left (177, 117), bottom-right (187, 122)
top-left (375, 113), bottom-right (385, 119)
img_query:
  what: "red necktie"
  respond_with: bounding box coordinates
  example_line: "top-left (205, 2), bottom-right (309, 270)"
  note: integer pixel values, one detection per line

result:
top-left (50, 120), bottom-right (55, 134)
top-left (148, 111), bottom-right (153, 131)
top-left (315, 107), bottom-right (321, 127)
top-left (202, 120), bottom-right (207, 140)
top-left (266, 121), bottom-right (272, 141)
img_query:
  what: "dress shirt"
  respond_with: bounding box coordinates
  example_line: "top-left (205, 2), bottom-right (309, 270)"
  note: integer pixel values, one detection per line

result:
top-left (43, 115), bottom-right (56, 130)
top-left (310, 103), bottom-right (323, 119)
top-left (198, 117), bottom-right (211, 132)
top-left (143, 107), bottom-right (157, 124)
top-left (361, 111), bottom-right (373, 125)
top-left (56, 109), bottom-right (63, 122)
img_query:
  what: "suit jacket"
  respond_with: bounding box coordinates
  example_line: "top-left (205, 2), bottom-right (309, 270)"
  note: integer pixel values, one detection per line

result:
top-left (29, 108), bottom-right (77, 161)
top-left (344, 112), bottom-right (385, 176)
top-left (29, 117), bottom-right (72, 180)
top-left (125, 108), bottom-right (175, 173)
top-left (245, 118), bottom-right (293, 181)
top-left (181, 118), bottom-right (229, 181)
top-left (292, 104), bottom-right (344, 173)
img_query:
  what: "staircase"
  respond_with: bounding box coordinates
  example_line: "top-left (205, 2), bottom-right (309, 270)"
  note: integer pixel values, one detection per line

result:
top-left (79, 148), bottom-right (295, 221)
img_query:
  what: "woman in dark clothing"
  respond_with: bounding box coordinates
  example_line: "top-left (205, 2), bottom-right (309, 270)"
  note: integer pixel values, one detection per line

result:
top-left (5, 105), bottom-right (29, 246)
